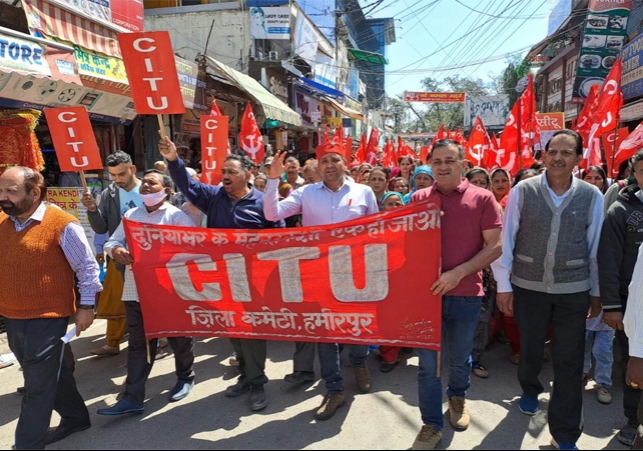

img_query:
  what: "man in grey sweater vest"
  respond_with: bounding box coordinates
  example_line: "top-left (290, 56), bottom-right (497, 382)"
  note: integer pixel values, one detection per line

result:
top-left (492, 130), bottom-right (604, 451)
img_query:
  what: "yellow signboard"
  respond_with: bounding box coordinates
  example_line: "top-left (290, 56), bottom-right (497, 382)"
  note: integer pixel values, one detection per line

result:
top-left (73, 45), bottom-right (128, 84)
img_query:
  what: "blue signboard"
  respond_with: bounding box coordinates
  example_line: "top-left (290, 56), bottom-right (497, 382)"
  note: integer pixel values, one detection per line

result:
top-left (247, 0), bottom-right (288, 6)
top-left (548, 0), bottom-right (573, 36)
top-left (622, 33), bottom-right (643, 100)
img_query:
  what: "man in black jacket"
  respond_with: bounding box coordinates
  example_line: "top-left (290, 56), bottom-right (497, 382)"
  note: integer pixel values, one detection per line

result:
top-left (599, 150), bottom-right (643, 446)
top-left (81, 151), bottom-right (141, 357)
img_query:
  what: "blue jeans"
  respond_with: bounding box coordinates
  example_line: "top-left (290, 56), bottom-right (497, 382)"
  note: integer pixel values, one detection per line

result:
top-left (583, 329), bottom-right (615, 388)
top-left (417, 296), bottom-right (483, 430)
top-left (318, 343), bottom-right (369, 394)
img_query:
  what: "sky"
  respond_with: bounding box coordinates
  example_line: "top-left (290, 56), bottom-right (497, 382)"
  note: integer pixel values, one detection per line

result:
top-left (367, 0), bottom-right (559, 97)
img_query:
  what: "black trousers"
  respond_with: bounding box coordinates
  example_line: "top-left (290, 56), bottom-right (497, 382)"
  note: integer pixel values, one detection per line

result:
top-left (635, 396), bottom-right (643, 450)
top-left (513, 285), bottom-right (590, 445)
top-left (619, 294), bottom-right (642, 423)
top-left (123, 302), bottom-right (195, 404)
top-left (229, 338), bottom-right (268, 385)
top-left (5, 317), bottom-right (89, 450)
top-left (293, 341), bottom-right (316, 373)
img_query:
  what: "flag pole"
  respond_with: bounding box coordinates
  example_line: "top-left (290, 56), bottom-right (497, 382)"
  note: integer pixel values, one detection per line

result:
top-left (611, 115), bottom-right (620, 179)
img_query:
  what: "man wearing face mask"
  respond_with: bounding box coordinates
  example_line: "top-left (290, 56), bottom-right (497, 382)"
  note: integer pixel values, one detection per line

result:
top-left (97, 170), bottom-right (196, 416)
top-left (159, 135), bottom-right (284, 412)
top-left (81, 151), bottom-right (142, 357)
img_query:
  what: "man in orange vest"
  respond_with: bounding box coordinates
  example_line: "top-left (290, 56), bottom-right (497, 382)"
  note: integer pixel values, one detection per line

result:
top-left (0, 167), bottom-right (102, 450)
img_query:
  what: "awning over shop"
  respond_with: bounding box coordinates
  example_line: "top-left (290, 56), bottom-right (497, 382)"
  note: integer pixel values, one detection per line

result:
top-left (348, 48), bottom-right (388, 65)
top-left (0, 27), bottom-right (82, 86)
top-left (621, 99), bottom-right (643, 122)
top-left (297, 77), bottom-right (345, 98)
top-left (204, 56), bottom-right (301, 127)
top-left (22, 0), bottom-right (122, 58)
top-left (324, 96), bottom-right (364, 121)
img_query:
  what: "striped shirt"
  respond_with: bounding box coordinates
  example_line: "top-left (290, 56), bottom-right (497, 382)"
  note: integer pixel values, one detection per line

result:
top-left (6, 203), bottom-right (102, 305)
top-left (104, 202), bottom-right (196, 302)
top-left (625, 243), bottom-right (643, 359)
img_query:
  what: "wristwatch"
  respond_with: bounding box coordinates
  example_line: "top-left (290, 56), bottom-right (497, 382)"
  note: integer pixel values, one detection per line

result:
top-left (77, 305), bottom-right (95, 310)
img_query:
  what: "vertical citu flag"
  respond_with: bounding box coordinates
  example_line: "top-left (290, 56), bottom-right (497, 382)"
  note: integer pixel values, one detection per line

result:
top-left (499, 74), bottom-right (540, 175)
top-left (352, 134), bottom-right (367, 167)
top-left (239, 101), bottom-right (264, 163)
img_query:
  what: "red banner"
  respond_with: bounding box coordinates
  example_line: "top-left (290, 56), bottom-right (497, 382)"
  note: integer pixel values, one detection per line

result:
top-left (43, 106), bottom-right (103, 172)
top-left (201, 116), bottom-right (229, 185)
top-left (117, 31), bottom-right (185, 115)
top-left (403, 92), bottom-right (466, 103)
top-left (123, 199), bottom-right (443, 349)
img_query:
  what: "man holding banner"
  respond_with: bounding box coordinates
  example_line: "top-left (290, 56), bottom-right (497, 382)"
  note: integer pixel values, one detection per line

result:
top-left (263, 141), bottom-right (379, 421)
top-left (410, 139), bottom-right (503, 450)
top-left (160, 136), bottom-right (284, 412)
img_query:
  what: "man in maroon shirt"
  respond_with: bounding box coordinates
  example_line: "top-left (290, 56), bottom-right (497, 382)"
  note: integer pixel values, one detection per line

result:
top-left (409, 139), bottom-right (503, 450)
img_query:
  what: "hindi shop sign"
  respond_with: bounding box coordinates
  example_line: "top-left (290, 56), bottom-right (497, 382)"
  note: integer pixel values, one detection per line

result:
top-left (124, 199), bottom-right (443, 349)
top-left (117, 31), bottom-right (185, 115)
top-left (403, 92), bottom-right (466, 103)
top-left (622, 33), bottom-right (643, 100)
top-left (44, 106), bottom-right (103, 172)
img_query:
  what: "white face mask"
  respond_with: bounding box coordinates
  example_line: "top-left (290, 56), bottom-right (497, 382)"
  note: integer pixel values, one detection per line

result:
top-left (140, 190), bottom-right (167, 207)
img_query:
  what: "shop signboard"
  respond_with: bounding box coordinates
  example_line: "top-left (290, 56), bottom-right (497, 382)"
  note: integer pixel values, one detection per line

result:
top-left (48, 0), bottom-right (144, 32)
top-left (622, 33), bottom-right (643, 100)
top-left (572, 0), bottom-right (632, 103)
top-left (464, 95), bottom-right (510, 128)
top-left (403, 92), bottom-right (466, 103)
top-left (0, 71), bottom-right (135, 124)
top-left (548, 0), bottom-right (574, 36)
top-left (250, 6), bottom-right (291, 40)
top-left (118, 31), bottom-right (185, 115)
top-left (44, 106), bottom-right (103, 172)
top-left (536, 112), bottom-right (565, 150)
top-left (294, 11), bottom-right (319, 63)
top-left (261, 68), bottom-right (289, 104)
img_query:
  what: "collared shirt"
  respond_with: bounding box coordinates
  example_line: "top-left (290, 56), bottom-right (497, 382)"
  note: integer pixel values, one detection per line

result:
top-left (6, 203), bottom-right (102, 305)
top-left (263, 177), bottom-right (379, 226)
top-left (105, 202), bottom-right (196, 301)
top-left (625, 242), bottom-right (643, 358)
top-left (411, 179), bottom-right (503, 297)
top-left (491, 172), bottom-right (604, 296)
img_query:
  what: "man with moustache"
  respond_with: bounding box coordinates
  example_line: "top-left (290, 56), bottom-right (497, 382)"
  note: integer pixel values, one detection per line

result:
top-left (410, 139), bottom-right (503, 450)
top-left (159, 135), bottom-right (284, 412)
top-left (0, 167), bottom-right (102, 449)
top-left (97, 170), bottom-right (197, 416)
top-left (493, 130), bottom-right (604, 451)
top-left (263, 140), bottom-right (379, 421)
top-left (81, 151), bottom-right (142, 357)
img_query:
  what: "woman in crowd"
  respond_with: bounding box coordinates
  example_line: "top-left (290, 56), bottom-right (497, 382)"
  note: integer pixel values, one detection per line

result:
top-left (368, 167), bottom-right (390, 205)
top-left (254, 174), bottom-right (267, 192)
top-left (403, 166), bottom-right (434, 204)
top-left (467, 168), bottom-right (491, 189)
top-left (513, 169), bottom-right (538, 187)
top-left (377, 191), bottom-right (408, 373)
top-left (582, 166), bottom-right (609, 194)
top-left (490, 169), bottom-right (511, 209)
top-left (398, 156), bottom-right (415, 184)
top-left (466, 168), bottom-right (495, 378)
top-left (390, 177), bottom-right (409, 195)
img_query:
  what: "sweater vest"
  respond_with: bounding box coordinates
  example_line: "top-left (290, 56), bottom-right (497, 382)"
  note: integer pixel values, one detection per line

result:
top-left (512, 176), bottom-right (598, 294)
top-left (0, 205), bottom-right (78, 319)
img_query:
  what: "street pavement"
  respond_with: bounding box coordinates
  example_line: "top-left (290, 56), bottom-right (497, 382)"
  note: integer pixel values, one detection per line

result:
top-left (0, 319), bottom-right (633, 450)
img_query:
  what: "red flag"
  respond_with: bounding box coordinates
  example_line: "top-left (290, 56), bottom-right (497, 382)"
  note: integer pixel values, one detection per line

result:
top-left (454, 127), bottom-right (466, 146)
top-left (584, 58), bottom-right (623, 168)
top-left (420, 146), bottom-right (431, 163)
top-left (382, 140), bottom-right (396, 168)
top-left (609, 122), bottom-right (643, 177)
top-left (575, 85), bottom-right (599, 136)
top-left (498, 74), bottom-right (539, 175)
top-left (352, 134), bottom-right (367, 167)
top-left (436, 124), bottom-right (445, 141)
top-left (366, 129), bottom-right (379, 165)
top-left (211, 97), bottom-right (222, 116)
top-left (446, 129), bottom-right (453, 140)
top-left (484, 133), bottom-right (500, 169)
top-left (239, 102), bottom-right (264, 163)
top-left (602, 127), bottom-right (630, 177)
top-left (466, 116), bottom-right (492, 167)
